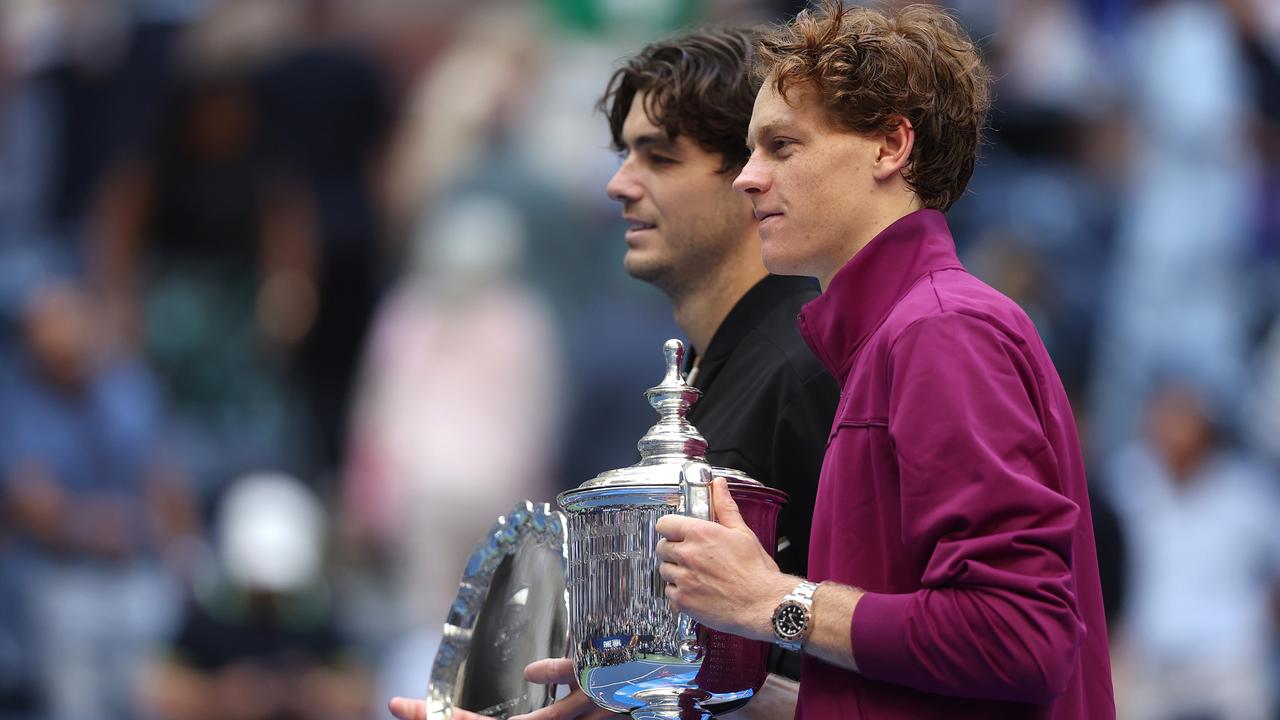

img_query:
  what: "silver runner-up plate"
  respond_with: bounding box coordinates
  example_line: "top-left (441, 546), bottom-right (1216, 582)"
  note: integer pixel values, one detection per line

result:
top-left (426, 500), bottom-right (570, 718)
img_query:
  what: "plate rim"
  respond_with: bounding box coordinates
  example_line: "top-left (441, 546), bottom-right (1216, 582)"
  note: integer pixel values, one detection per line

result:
top-left (426, 500), bottom-right (569, 718)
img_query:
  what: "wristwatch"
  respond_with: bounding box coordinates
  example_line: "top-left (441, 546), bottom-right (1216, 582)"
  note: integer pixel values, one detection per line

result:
top-left (771, 580), bottom-right (818, 651)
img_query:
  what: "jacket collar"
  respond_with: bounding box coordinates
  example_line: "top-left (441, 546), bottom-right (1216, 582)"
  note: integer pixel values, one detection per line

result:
top-left (797, 209), bottom-right (963, 383)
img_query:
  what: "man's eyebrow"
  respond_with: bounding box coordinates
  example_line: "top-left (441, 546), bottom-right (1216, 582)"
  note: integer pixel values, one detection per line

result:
top-left (624, 133), bottom-right (679, 152)
top-left (745, 121), bottom-right (784, 151)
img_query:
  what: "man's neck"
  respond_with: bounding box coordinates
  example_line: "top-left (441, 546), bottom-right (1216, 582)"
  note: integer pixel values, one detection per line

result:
top-left (670, 250), bottom-right (768, 359)
top-left (819, 193), bottom-right (926, 291)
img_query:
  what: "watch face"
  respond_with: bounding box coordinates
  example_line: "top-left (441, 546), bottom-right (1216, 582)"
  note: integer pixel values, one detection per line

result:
top-left (774, 601), bottom-right (808, 639)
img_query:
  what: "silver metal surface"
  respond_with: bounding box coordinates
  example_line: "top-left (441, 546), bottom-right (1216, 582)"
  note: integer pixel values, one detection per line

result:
top-left (558, 339), bottom-right (786, 720)
top-left (427, 501), bottom-right (569, 719)
top-left (676, 460), bottom-right (714, 663)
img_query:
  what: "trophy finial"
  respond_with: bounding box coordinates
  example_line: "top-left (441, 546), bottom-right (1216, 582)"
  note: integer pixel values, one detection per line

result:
top-left (661, 339), bottom-right (685, 387)
top-left (636, 338), bottom-right (707, 464)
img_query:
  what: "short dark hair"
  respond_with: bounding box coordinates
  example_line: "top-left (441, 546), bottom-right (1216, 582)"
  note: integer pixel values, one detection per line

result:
top-left (756, 1), bottom-right (991, 211)
top-left (599, 26), bottom-right (762, 173)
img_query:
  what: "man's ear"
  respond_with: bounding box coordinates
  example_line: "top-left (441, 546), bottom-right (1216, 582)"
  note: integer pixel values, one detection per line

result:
top-left (871, 115), bottom-right (914, 182)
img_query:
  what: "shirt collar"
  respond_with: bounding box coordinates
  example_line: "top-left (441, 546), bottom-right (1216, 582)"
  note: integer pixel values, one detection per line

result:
top-left (797, 208), bottom-right (963, 382)
top-left (685, 275), bottom-right (820, 375)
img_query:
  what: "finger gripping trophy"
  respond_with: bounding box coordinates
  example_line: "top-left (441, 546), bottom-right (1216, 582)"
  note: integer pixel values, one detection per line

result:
top-left (558, 339), bottom-right (787, 719)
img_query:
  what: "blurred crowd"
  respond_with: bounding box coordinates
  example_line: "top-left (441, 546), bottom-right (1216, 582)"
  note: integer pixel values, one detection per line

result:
top-left (1, 0), bottom-right (1279, 719)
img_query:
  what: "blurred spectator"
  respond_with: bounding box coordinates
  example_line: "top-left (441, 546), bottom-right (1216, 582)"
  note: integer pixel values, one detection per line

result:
top-left (18, 0), bottom-right (133, 243)
top-left (6, 0), bottom-right (184, 252)
top-left (0, 279), bottom-right (198, 720)
top-left (343, 193), bottom-right (563, 698)
top-left (1245, 316), bottom-right (1280, 467)
top-left (92, 56), bottom-right (313, 492)
top-left (0, 20), bottom-right (55, 246)
top-left (381, 3), bottom-right (543, 239)
top-left (0, 13), bottom-right (59, 335)
top-left (1089, 0), bottom-right (1259, 458)
top-left (1104, 377), bottom-right (1280, 720)
top-left (380, 1), bottom-right (676, 487)
top-left (0, 0), bottom-right (181, 323)
top-left (256, 0), bottom-right (396, 475)
top-left (1225, 0), bottom-right (1280, 329)
top-left (0, 530), bottom-right (36, 720)
top-left (995, 0), bottom-right (1105, 119)
top-left (949, 0), bottom-right (1117, 395)
top-left (143, 472), bottom-right (371, 720)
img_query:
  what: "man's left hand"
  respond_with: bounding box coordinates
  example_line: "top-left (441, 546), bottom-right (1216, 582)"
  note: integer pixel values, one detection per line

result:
top-left (654, 478), bottom-right (796, 641)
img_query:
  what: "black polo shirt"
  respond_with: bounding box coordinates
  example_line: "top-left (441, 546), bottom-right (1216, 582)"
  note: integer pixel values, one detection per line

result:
top-left (686, 274), bottom-right (839, 581)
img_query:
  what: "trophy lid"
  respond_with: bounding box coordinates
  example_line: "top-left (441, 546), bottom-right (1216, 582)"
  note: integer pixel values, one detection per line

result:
top-left (566, 338), bottom-right (765, 492)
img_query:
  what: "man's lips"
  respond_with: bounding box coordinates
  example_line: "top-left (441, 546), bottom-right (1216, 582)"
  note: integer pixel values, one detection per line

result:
top-left (624, 219), bottom-right (657, 246)
top-left (753, 209), bottom-right (783, 229)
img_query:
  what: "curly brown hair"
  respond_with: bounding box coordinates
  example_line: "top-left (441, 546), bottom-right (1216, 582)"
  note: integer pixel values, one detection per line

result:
top-left (599, 27), bottom-right (762, 173)
top-left (756, 1), bottom-right (991, 211)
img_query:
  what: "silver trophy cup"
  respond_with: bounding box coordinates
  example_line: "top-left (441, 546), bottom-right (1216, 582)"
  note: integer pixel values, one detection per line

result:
top-left (558, 339), bottom-right (787, 720)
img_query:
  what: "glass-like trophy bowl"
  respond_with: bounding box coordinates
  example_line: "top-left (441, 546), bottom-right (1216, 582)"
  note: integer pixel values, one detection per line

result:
top-left (560, 482), bottom-right (783, 719)
top-left (556, 339), bottom-right (787, 719)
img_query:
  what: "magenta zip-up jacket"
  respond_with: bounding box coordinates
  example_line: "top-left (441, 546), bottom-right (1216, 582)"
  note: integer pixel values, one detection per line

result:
top-left (793, 209), bottom-right (1114, 719)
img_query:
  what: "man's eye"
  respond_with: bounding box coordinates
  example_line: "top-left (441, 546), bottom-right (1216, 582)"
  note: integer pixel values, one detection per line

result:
top-left (771, 139), bottom-right (794, 155)
top-left (649, 154), bottom-right (676, 166)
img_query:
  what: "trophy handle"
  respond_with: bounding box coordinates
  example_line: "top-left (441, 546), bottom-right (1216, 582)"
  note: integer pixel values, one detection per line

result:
top-left (676, 460), bottom-right (716, 662)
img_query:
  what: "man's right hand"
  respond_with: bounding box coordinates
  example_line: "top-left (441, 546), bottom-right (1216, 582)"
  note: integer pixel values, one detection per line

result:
top-left (388, 658), bottom-right (619, 720)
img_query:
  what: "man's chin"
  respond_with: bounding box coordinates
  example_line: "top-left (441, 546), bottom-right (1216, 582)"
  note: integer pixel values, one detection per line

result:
top-left (623, 256), bottom-right (680, 293)
top-left (761, 247), bottom-right (807, 278)
top-left (624, 254), bottom-right (665, 281)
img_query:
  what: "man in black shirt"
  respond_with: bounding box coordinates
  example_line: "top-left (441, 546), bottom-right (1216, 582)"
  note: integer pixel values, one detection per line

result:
top-left (392, 26), bottom-right (837, 720)
top-left (595, 25), bottom-right (835, 596)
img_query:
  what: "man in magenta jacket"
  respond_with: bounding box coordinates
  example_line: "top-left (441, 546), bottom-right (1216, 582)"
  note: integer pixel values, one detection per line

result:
top-left (652, 2), bottom-right (1116, 718)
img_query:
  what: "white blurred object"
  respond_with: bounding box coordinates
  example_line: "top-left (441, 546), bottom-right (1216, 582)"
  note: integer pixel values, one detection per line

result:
top-left (1105, 443), bottom-right (1280, 720)
top-left (2, 0), bottom-right (129, 76)
top-left (412, 194), bottom-right (523, 288)
top-left (178, 0), bottom-right (302, 73)
top-left (999, 0), bottom-right (1106, 115)
top-left (513, 39), bottom-right (632, 207)
top-left (218, 471), bottom-right (326, 593)
top-left (1241, 0), bottom-right (1280, 65)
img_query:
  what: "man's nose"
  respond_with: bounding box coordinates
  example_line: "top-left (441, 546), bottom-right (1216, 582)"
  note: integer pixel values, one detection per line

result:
top-left (733, 155), bottom-right (768, 196)
top-left (606, 160), bottom-right (640, 203)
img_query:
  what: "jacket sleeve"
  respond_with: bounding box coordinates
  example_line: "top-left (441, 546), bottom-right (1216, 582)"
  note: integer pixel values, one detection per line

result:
top-left (849, 311), bottom-right (1085, 703)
